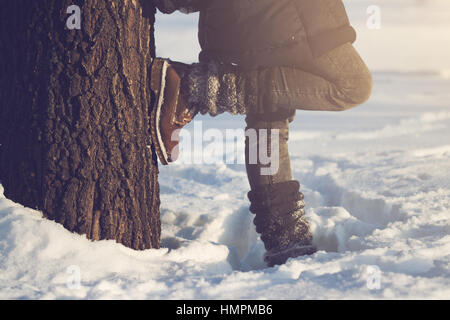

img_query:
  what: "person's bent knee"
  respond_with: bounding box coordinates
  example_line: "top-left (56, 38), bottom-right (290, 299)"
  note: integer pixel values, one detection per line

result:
top-left (353, 72), bottom-right (373, 106)
top-left (338, 72), bottom-right (373, 111)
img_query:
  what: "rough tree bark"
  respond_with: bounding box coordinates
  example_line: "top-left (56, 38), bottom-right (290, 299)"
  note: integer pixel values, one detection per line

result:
top-left (0, 0), bottom-right (161, 249)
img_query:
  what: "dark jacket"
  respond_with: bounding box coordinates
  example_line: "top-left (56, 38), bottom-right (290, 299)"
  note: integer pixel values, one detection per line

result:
top-left (155, 0), bottom-right (356, 69)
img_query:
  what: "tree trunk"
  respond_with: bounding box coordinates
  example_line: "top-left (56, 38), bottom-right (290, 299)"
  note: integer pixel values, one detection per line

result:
top-left (0, 0), bottom-right (161, 250)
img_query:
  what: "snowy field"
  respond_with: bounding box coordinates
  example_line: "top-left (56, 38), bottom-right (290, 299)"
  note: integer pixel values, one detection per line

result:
top-left (1, 0), bottom-right (450, 299)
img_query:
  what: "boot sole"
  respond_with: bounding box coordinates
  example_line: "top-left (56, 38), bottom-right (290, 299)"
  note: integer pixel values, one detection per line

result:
top-left (264, 244), bottom-right (317, 267)
top-left (150, 58), bottom-right (170, 165)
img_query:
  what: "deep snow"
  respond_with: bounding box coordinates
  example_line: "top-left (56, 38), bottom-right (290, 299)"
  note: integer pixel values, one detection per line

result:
top-left (1, 0), bottom-right (450, 299)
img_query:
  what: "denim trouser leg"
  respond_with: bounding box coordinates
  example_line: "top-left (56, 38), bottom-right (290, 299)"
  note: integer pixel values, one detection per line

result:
top-left (244, 116), bottom-right (293, 190)
top-left (257, 43), bottom-right (373, 113)
top-left (175, 43), bottom-right (372, 117)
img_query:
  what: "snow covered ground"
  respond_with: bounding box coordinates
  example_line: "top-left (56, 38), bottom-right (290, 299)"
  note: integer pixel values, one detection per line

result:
top-left (1, 1), bottom-right (450, 299)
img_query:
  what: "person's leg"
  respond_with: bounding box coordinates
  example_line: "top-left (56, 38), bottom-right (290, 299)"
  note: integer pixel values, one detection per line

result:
top-left (258, 43), bottom-right (373, 113)
top-left (244, 114), bottom-right (316, 267)
top-left (172, 43), bottom-right (372, 120)
top-left (150, 58), bottom-right (261, 165)
top-left (156, 43), bottom-right (371, 265)
top-left (244, 117), bottom-right (292, 188)
top-left (166, 60), bottom-right (316, 266)
top-left (241, 44), bottom-right (372, 266)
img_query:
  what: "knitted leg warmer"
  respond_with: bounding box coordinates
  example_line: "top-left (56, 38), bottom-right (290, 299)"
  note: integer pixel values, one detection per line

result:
top-left (171, 60), bottom-right (298, 120)
top-left (247, 180), bottom-right (316, 266)
top-left (171, 61), bottom-right (256, 117)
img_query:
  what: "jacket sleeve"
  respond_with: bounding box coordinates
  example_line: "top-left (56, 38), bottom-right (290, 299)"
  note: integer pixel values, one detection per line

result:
top-left (153, 0), bottom-right (207, 14)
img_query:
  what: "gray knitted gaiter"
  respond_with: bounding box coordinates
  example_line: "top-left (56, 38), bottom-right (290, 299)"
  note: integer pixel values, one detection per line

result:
top-left (174, 61), bottom-right (262, 117)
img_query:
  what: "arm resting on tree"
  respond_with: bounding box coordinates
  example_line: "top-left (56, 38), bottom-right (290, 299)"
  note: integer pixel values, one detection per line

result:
top-left (153, 0), bottom-right (208, 14)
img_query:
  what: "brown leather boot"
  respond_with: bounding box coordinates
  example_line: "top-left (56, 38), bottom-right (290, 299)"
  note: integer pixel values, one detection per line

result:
top-left (150, 58), bottom-right (195, 165)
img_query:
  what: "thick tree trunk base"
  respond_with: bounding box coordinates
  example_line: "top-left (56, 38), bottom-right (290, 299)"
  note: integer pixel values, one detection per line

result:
top-left (0, 0), bottom-right (161, 250)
